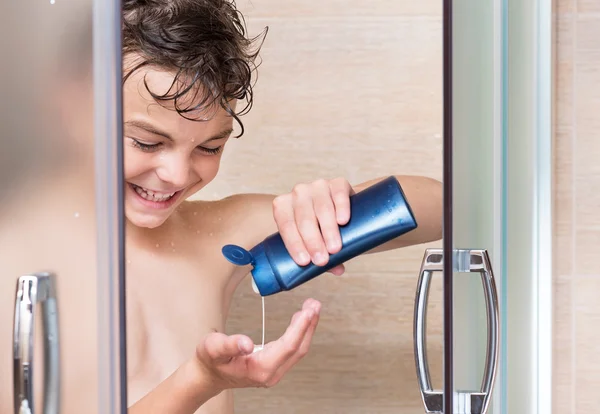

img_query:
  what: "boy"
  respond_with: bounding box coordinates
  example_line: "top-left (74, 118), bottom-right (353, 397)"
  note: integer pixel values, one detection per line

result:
top-left (121, 1), bottom-right (442, 413)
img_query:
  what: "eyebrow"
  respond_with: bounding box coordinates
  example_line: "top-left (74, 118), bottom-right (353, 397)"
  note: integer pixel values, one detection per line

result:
top-left (124, 120), bottom-right (233, 143)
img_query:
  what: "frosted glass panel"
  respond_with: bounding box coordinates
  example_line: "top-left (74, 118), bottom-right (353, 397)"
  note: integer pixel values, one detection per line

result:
top-left (0, 0), bottom-right (125, 413)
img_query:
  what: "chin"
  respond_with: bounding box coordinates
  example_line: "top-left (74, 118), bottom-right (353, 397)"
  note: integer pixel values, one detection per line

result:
top-left (126, 211), bottom-right (169, 229)
top-left (124, 199), bottom-right (172, 229)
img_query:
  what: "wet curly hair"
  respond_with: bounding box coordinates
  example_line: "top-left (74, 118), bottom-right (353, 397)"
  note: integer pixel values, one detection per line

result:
top-left (122, 0), bottom-right (267, 137)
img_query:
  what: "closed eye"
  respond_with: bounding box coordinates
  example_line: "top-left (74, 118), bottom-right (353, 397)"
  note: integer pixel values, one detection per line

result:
top-left (131, 138), bottom-right (161, 152)
top-left (198, 146), bottom-right (223, 155)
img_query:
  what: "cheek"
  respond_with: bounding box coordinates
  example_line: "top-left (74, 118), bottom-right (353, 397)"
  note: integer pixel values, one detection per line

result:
top-left (124, 148), bottom-right (153, 180)
top-left (193, 156), bottom-right (222, 181)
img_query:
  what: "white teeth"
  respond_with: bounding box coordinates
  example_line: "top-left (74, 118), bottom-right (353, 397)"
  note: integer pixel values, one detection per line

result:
top-left (133, 185), bottom-right (176, 202)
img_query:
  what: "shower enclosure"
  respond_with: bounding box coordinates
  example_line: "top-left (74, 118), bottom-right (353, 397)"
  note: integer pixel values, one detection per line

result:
top-left (2, 0), bottom-right (554, 412)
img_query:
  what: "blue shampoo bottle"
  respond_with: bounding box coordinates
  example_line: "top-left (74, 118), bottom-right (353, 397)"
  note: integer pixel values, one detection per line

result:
top-left (221, 176), bottom-right (418, 296)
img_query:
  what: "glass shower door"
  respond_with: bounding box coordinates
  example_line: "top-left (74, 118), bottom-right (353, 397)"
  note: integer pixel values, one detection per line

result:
top-left (413, 0), bottom-right (554, 412)
top-left (414, 0), bottom-right (502, 412)
top-left (448, 0), bottom-right (502, 412)
top-left (0, 0), bottom-right (126, 412)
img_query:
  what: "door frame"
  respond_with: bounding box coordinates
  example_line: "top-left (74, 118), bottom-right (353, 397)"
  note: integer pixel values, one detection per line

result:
top-left (94, 0), bottom-right (128, 411)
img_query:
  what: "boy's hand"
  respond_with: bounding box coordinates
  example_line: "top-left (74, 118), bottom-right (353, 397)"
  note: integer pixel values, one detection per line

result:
top-left (195, 299), bottom-right (321, 391)
top-left (272, 178), bottom-right (354, 275)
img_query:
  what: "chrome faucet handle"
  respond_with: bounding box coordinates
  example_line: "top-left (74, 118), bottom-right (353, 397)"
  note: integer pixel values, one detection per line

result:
top-left (413, 249), bottom-right (499, 414)
top-left (13, 273), bottom-right (60, 414)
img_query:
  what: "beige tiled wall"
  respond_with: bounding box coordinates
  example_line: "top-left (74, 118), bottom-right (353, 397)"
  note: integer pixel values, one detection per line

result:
top-left (553, 0), bottom-right (600, 412)
top-left (192, 0), bottom-right (444, 412)
top-left (188, 0), bottom-right (595, 411)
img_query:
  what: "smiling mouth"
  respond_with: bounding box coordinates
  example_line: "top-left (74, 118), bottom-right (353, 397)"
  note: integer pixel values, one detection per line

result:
top-left (131, 184), bottom-right (179, 202)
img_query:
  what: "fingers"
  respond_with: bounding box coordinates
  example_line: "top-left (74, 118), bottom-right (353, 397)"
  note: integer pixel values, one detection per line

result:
top-left (292, 184), bottom-right (329, 266)
top-left (273, 178), bottom-right (353, 268)
top-left (266, 299), bottom-right (321, 386)
top-left (200, 333), bottom-right (254, 364)
top-left (272, 194), bottom-right (311, 266)
top-left (329, 177), bottom-right (353, 225)
top-left (269, 306), bottom-right (314, 368)
top-left (254, 300), bottom-right (317, 374)
top-left (299, 299), bottom-right (321, 354)
top-left (312, 180), bottom-right (343, 256)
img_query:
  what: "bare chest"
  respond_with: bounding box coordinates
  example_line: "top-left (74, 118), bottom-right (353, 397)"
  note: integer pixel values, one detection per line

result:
top-left (124, 251), bottom-right (234, 407)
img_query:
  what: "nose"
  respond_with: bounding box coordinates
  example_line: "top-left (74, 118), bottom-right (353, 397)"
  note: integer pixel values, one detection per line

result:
top-left (155, 152), bottom-right (193, 189)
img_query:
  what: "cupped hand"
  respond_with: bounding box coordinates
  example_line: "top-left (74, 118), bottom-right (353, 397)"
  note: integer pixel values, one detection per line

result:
top-left (195, 299), bottom-right (321, 390)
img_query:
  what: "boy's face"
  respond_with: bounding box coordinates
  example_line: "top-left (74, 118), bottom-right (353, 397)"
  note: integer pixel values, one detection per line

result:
top-left (123, 64), bottom-right (234, 229)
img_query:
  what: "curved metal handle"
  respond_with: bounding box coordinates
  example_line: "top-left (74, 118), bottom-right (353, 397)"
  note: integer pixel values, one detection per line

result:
top-left (413, 249), bottom-right (499, 414)
top-left (13, 273), bottom-right (60, 414)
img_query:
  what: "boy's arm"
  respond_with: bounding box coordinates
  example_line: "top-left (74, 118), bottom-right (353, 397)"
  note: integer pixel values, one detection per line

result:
top-left (223, 174), bottom-right (441, 289)
top-left (129, 299), bottom-right (320, 414)
top-left (129, 358), bottom-right (220, 414)
top-left (233, 175), bottom-right (442, 266)
top-left (352, 175), bottom-right (443, 251)
top-left (231, 174), bottom-right (441, 250)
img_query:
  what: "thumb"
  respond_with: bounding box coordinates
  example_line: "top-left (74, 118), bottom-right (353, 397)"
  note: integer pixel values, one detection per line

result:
top-left (200, 333), bottom-right (254, 364)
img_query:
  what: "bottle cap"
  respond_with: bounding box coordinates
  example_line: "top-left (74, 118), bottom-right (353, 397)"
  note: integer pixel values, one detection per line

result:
top-left (221, 243), bottom-right (281, 296)
top-left (222, 244), bottom-right (254, 266)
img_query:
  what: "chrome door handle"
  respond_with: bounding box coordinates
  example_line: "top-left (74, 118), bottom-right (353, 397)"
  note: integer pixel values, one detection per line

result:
top-left (413, 249), bottom-right (499, 414)
top-left (13, 273), bottom-right (60, 414)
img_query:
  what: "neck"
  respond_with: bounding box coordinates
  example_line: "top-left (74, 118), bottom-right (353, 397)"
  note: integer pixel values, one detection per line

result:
top-left (124, 208), bottom-right (184, 250)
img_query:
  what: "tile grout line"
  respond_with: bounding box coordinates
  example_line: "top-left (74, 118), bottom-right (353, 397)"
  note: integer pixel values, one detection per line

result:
top-left (570, 0), bottom-right (577, 412)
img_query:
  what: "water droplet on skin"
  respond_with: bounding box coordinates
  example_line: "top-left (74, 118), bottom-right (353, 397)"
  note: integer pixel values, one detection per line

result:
top-left (74, 212), bottom-right (80, 218)
top-left (209, 232), bottom-right (214, 236)
top-left (170, 241), bottom-right (175, 247)
top-left (196, 230), bottom-right (200, 234)
top-left (127, 260), bottom-right (131, 264)
top-left (193, 212), bottom-right (197, 216)
top-left (172, 249), bottom-right (176, 253)
top-left (218, 217), bottom-right (222, 221)
top-left (155, 243), bottom-right (160, 248)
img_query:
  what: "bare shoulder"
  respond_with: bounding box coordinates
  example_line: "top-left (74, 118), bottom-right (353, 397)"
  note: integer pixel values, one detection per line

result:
top-left (173, 194), bottom-right (278, 292)
top-left (180, 193), bottom-right (279, 249)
